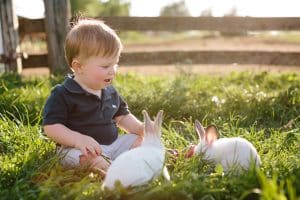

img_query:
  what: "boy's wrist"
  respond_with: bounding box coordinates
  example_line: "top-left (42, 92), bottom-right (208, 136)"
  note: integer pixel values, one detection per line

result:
top-left (71, 130), bottom-right (85, 148)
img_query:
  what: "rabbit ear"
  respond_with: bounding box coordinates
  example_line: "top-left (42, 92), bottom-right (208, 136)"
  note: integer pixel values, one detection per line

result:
top-left (154, 110), bottom-right (163, 129)
top-left (195, 120), bottom-right (206, 142)
top-left (205, 125), bottom-right (218, 145)
top-left (142, 110), bottom-right (152, 130)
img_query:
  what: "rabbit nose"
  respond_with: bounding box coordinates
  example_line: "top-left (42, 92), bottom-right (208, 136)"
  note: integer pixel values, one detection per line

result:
top-left (185, 145), bottom-right (196, 158)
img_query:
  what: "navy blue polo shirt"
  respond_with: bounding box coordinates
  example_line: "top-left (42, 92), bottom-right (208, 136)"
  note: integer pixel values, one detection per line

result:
top-left (42, 75), bottom-right (130, 145)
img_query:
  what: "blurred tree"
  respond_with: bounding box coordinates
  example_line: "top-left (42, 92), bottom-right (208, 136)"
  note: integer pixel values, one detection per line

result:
top-left (221, 7), bottom-right (247, 37)
top-left (100, 0), bottom-right (130, 16)
top-left (200, 8), bottom-right (213, 17)
top-left (224, 7), bottom-right (238, 17)
top-left (70, 0), bottom-right (130, 17)
top-left (200, 8), bottom-right (216, 37)
top-left (159, 0), bottom-right (190, 16)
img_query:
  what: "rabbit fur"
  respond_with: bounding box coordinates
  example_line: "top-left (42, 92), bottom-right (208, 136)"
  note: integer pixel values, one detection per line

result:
top-left (190, 120), bottom-right (261, 172)
top-left (102, 110), bottom-right (166, 189)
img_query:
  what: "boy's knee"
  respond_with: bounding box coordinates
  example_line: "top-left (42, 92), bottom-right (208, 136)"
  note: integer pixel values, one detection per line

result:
top-left (124, 133), bottom-right (138, 140)
top-left (58, 148), bottom-right (81, 168)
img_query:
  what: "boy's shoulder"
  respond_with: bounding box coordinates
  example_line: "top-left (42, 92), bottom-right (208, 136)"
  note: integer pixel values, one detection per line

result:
top-left (51, 83), bottom-right (66, 94)
top-left (51, 76), bottom-right (84, 95)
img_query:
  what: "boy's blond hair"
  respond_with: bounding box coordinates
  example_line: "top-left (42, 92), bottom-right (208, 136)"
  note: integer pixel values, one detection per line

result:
top-left (65, 19), bottom-right (122, 67)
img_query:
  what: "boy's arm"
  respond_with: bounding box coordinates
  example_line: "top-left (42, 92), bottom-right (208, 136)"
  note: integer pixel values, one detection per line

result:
top-left (115, 113), bottom-right (144, 136)
top-left (43, 123), bottom-right (101, 157)
top-left (116, 113), bottom-right (144, 148)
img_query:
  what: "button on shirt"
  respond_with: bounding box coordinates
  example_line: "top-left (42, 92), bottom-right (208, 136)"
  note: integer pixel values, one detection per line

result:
top-left (42, 75), bottom-right (130, 145)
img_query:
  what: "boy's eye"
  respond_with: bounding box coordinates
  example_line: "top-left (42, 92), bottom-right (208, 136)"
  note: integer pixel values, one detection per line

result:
top-left (100, 64), bottom-right (118, 68)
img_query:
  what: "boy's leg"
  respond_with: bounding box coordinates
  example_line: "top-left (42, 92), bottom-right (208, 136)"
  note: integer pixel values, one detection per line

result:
top-left (57, 134), bottom-right (138, 172)
top-left (79, 153), bottom-right (110, 177)
top-left (101, 133), bottom-right (138, 160)
top-left (57, 146), bottom-right (110, 176)
top-left (77, 134), bottom-right (138, 174)
top-left (57, 146), bottom-right (82, 168)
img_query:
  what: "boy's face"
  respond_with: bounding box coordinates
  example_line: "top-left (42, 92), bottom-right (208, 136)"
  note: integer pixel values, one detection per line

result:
top-left (74, 55), bottom-right (119, 90)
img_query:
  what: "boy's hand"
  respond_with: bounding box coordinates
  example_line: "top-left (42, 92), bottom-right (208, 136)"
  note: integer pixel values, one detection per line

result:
top-left (74, 134), bottom-right (102, 157)
top-left (130, 135), bottom-right (144, 149)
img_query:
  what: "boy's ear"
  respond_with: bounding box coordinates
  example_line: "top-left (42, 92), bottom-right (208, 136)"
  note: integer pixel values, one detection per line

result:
top-left (71, 59), bottom-right (82, 73)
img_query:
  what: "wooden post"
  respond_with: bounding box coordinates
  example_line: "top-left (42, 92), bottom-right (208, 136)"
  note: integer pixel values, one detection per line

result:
top-left (0, 18), bottom-right (4, 73)
top-left (44, 0), bottom-right (70, 74)
top-left (0, 0), bottom-right (22, 73)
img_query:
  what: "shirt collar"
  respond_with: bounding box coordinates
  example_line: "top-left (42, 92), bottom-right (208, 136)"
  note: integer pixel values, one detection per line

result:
top-left (63, 74), bottom-right (113, 100)
top-left (63, 74), bottom-right (85, 94)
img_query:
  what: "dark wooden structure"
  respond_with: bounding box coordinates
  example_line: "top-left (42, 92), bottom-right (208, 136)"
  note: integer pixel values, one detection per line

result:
top-left (43, 0), bottom-right (70, 73)
top-left (0, 0), bottom-right (22, 73)
top-left (19, 16), bottom-right (300, 70)
top-left (100, 16), bottom-right (300, 31)
top-left (0, 0), bottom-right (70, 73)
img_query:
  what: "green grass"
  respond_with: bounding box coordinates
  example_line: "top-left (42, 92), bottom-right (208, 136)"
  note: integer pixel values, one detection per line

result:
top-left (119, 31), bottom-right (215, 45)
top-left (257, 31), bottom-right (300, 44)
top-left (0, 71), bottom-right (299, 199)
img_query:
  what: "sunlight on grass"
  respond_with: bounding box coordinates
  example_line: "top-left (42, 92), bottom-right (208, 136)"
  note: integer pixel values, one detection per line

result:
top-left (0, 71), bottom-right (299, 199)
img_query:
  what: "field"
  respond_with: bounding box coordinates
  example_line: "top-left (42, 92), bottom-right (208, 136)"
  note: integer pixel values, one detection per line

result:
top-left (0, 71), bottom-right (299, 199)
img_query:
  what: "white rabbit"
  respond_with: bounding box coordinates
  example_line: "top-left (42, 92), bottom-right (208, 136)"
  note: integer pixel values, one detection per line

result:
top-left (186, 120), bottom-right (261, 172)
top-left (102, 110), bottom-right (167, 189)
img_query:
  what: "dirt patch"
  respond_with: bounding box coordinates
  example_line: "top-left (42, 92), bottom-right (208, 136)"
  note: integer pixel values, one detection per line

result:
top-left (22, 64), bottom-right (300, 78)
top-left (118, 64), bottom-right (300, 76)
top-left (22, 67), bottom-right (49, 77)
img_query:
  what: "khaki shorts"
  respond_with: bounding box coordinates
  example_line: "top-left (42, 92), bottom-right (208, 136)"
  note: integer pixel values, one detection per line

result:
top-left (57, 133), bottom-right (138, 167)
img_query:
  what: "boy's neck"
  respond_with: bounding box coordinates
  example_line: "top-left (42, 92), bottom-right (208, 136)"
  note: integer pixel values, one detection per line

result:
top-left (73, 76), bottom-right (102, 98)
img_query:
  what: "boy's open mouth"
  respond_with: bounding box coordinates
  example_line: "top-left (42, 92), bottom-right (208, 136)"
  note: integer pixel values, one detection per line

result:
top-left (104, 79), bottom-right (111, 83)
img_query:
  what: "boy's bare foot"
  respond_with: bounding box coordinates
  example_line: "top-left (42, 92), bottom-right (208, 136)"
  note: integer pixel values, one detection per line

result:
top-left (79, 154), bottom-right (111, 178)
top-left (92, 167), bottom-right (107, 178)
